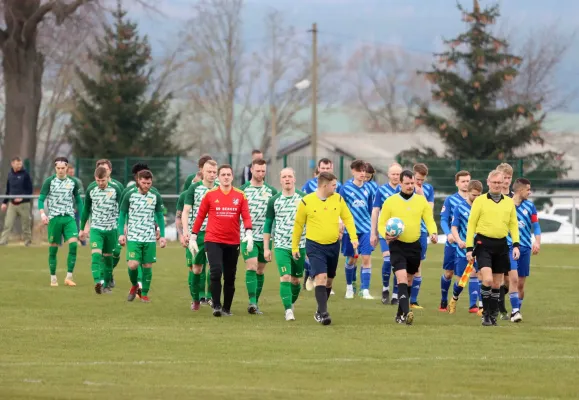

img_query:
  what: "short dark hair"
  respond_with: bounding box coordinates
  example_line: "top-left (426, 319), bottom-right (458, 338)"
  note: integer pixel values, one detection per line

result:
top-left (513, 178), bottom-right (531, 191)
top-left (413, 163), bottom-right (428, 176)
top-left (131, 162), bottom-right (149, 176)
top-left (468, 180), bottom-right (483, 192)
top-left (198, 154), bottom-right (213, 169)
top-left (54, 156), bottom-right (69, 165)
top-left (455, 170), bottom-right (470, 182)
top-left (95, 166), bottom-right (108, 179)
top-left (318, 158), bottom-right (332, 167)
top-left (218, 164), bottom-right (233, 175)
top-left (252, 158), bottom-right (267, 167)
top-left (96, 159), bottom-right (112, 170)
top-left (365, 162), bottom-right (375, 175)
top-left (11, 156), bottom-right (22, 162)
top-left (318, 171), bottom-right (337, 185)
top-left (350, 159), bottom-right (366, 171)
top-left (251, 149), bottom-right (262, 155)
top-left (137, 169), bottom-right (153, 180)
top-left (400, 170), bottom-right (414, 182)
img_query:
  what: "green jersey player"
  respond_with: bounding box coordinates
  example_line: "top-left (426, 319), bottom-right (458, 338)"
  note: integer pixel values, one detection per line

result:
top-left (182, 154), bottom-right (220, 192)
top-left (181, 160), bottom-right (218, 310)
top-left (80, 166), bottom-right (123, 294)
top-left (264, 168), bottom-right (306, 321)
top-left (118, 169), bottom-right (166, 303)
top-left (38, 157), bottom-right (83, 287)
top-left (239, 158), bottom-right (278, 314)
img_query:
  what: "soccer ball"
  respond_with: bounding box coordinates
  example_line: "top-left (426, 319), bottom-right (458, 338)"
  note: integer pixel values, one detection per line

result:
top-left (386, 217), bottom-right (404, 237)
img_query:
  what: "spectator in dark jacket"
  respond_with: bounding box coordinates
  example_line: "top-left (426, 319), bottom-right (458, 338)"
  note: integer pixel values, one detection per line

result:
top-left (1, 156), bottom-right (33, 245)
top-left (240, 149), bottom-right (263, 185)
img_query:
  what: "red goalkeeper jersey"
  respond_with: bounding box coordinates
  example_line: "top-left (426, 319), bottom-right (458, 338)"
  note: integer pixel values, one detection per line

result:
top-left (192, 186), bottom-right (252, 245)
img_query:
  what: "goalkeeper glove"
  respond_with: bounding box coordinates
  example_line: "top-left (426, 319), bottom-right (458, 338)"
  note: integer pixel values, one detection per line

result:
top-left (242, 229), bottom-right (254, 253)
top-left (188, 233), bottom-right (199, 257)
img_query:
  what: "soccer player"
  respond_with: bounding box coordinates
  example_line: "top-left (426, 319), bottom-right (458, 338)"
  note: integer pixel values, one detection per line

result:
top-left (95, 159), bottom-right (124, 287)
top-left (190, 164), bottom-right (253, 317)
top-left (364, 162), bottom-right (379, 201)
top-left (378, 170), bottom-right (438, 325)
top-left (293, 172), bottom-right (357, 326)
top-left (240, 158), bottom-right (278, 314)
top-left (407, 163), bottom-right (434, 309)
top-left (495, 163), bottom-right (514, 318)
top-left (38, 157), bottom-right (83, 287)
top-left (118, 170), bottom-right (166, 303)
top-left (80, 166), bottom-right (123, 294)
top-left (448, 180), bottom-right (483, 313)
top-left (183, 154), bottom-right (213, 192)
top-left (466, 170), bottom-right (520, 326)
top-left (340, 160), bottom-right (375, 300)
top-left (302, 158), bottom-right (343, 194)
top-left (508, 178), bottom-right (541, 322)
top-left (181, 160), bottom-right (218, 310)
top-left (370, 162), bottom-right (402, 305)
top-left (439, 170), bottom-right (471, 311)
top-left (263, 167), bottom-right (306, 321)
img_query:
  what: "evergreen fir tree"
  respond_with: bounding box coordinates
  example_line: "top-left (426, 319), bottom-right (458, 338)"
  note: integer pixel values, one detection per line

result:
top-left (68, 1), bottom-right (183, 187)
top-left (400, 0), bottom-right (568, 188)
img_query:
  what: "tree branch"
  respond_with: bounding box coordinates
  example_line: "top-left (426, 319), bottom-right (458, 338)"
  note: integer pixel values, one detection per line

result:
top-left (23, 0), bottom-right (94, 42)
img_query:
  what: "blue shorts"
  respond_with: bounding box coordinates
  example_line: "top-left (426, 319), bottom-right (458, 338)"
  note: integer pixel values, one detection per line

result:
top-left (306, 239), bottom-right (340, 279)
top-left (443, 245), bottom-right (456, 271)
top-left (379, 237), bottom-right (389, 253)
top-left (419, 232), bottom-right (428, 261)
top-left (455, 256), bottom-right (478, 277)
top-left (509, 246), bottom-right (531, 277)
top-left (342, 232), bottom-right (374, 257)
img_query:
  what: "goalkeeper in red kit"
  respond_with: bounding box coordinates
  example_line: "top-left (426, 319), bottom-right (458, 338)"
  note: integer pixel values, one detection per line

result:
top-left (190, 164), bottom-right (253, 317)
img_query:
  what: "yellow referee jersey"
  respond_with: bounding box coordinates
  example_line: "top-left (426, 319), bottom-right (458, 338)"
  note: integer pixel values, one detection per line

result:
top-left (292, 192), bottom-right (357, 253)
top-left (465, 193), bottom-right (520, 249)
top-left (378, 193), bottom-right (437, 243)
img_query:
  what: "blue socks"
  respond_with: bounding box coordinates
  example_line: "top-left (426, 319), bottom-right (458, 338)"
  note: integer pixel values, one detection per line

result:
top-left (381, 256), bottom-right (391, 290)
top-left (361, 267), bottom-right (371, 290)
top-left (509, 292), bottom-right (520, 312)
top-left (345, 261), bottom-right (355, 285)
top-left (519, 297), bottom-right (524, 310)
top-left (441, 275), bottom-right (451, 302)
top-left (468, 277), bottom-right (480, 308)
top-left (410, 276), bottom-right (422, 303)
top-left (452, 282), bottom-right (464, 298)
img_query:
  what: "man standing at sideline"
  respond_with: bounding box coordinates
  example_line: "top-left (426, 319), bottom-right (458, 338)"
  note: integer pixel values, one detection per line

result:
top-left (292, 172), bottom-right (357, 326)
top-left (1, 156), bottom-right (33, 246)
top-left (241, 149), bottom-right (263, 186)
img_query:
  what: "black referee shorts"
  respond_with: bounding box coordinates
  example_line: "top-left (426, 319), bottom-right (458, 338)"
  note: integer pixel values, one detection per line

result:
top-left (305, 239), bottom-right (340, 279)
top-left (473, 234), bottom-right (510, 274)
top-left (389, 240), bottom-right (422, 275)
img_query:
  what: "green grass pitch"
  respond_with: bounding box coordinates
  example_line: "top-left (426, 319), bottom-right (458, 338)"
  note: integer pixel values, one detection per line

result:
top-left (1, 243), bottom-right (578, 399)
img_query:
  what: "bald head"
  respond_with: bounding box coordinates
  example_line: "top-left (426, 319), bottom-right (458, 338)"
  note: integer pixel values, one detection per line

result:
top-left (388, 163), bottom-right (402, 185)
top-left (280, 167), bottom-right (296, 192)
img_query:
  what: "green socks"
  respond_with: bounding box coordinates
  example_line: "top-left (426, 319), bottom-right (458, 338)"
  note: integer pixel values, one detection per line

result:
top-left (291, 283), bottom-right (301, 304)
top-left (112, 246), bottom-right (121, 269)
top-left (67, 242), bottom-right (77, 273)
top-left (256, 273), bottom-right (265, 302)
top-left (246, 270), bottom-right (257, 304)
top-left (141, 267), bottom-right (152, 296)
top-left (280, 281), bottom-right (292, 310)
top-left (199, 265), bottom-right (207, 298)
top-left (137, 264), bottom-right (143, 284)
top-left (192, 272), bottom-right (201, 301)
top-left (128, 267), bottom-right (139, 286)
top-left (91, 252), bottom-right (102, 284)
top-left (103, 256), bottom-right (113, 286)
top-left (49, 246), bottom-right (58, 275)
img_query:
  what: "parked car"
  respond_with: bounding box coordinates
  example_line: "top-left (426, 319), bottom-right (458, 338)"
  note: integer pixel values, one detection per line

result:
top-left (537, 212), bottom-right (579, 244)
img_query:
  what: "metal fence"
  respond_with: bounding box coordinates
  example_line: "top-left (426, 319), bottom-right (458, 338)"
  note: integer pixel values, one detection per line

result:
top-left (1, 193), bottom-right (577, 244)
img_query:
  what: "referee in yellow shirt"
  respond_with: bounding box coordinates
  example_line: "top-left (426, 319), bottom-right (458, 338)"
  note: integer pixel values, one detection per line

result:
top-left (378, 170), bottom-right (437, 325)
top-left (292, 172), bottom-right (357, 326)
top-left (466, 169), bottom-right (520, 326)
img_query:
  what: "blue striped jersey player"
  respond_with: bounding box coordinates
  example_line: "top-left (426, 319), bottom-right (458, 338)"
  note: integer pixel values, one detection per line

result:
top-left (370, 163), bottom-right (402, 305)
top-left (364, 162), bottom-right (379, 203)
top-left (301, 158), bottom-right (342, 194)
top-left (507, 178), bottom-right (541, 323)
top-left (448, 180), bottom-right (483, 314)
top-left (439, 170), bottom-right (471, 311)
top-left (340, 160), bottom-right (375, 300)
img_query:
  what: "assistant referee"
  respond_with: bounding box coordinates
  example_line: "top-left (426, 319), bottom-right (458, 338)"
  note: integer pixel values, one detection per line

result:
top-left (466, 169), bottom-right (520, 327)
top-left (378, 170), bottom-right (437, 325)
top-left (292, 172), bottom-right (357, 326)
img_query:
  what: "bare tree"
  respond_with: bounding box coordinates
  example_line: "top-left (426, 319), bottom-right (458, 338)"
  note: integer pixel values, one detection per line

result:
top-left (500, 23), bottom-right (577, 111)
top-left (345, 45), bottom-right (431, 133)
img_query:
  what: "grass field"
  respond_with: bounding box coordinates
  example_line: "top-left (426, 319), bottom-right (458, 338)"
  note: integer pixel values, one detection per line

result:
top-left (1, 243), bottom-right (578, 399)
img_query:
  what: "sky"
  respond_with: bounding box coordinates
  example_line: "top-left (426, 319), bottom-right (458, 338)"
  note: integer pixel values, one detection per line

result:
top-left (126, 0), bottom-right (579, 110)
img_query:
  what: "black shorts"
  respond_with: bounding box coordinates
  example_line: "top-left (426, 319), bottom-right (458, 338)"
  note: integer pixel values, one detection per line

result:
top-left (305, 239), bottom-right (340, 279)
top-left (473, 234), bottom-right (510, 275)
top-left (389, 240), bottom-right (421, 275)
